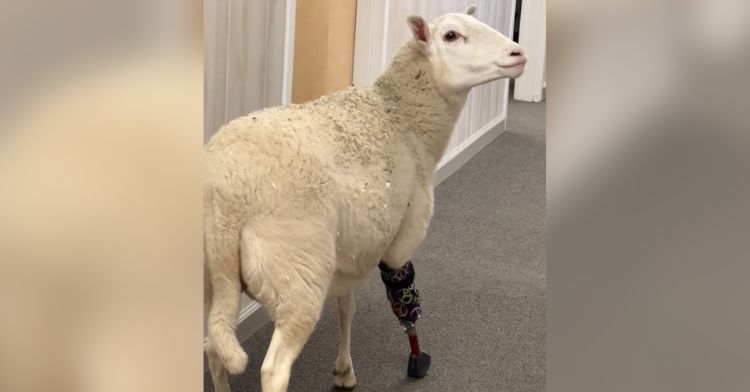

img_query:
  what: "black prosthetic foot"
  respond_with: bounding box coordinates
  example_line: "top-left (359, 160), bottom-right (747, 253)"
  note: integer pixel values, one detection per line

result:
top-left (407, 351), bottom-right (431, 379)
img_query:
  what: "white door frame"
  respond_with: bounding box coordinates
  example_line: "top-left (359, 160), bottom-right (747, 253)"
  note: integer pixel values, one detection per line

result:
top-left (513, 0), bottom-right (545, 102)
top-left (280, 0), bottom-right (297, 105)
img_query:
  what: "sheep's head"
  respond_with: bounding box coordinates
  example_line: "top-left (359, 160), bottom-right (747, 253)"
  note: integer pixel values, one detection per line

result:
top-left (407, 6), bottom-right (526, 92)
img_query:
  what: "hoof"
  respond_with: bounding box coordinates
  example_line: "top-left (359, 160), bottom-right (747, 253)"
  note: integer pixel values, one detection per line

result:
top-left (333, 366), bottom-right (357, 391)
top-left (407, 352), bottom-right (431, 379)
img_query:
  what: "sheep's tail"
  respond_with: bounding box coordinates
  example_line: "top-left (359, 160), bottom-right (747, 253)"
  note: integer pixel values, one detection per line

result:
top-left (205, 222), bottom-right (248, 375)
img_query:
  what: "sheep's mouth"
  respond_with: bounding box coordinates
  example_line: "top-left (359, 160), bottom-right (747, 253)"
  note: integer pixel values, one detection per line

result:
top-left (496, 56), bottom-right (528, 69)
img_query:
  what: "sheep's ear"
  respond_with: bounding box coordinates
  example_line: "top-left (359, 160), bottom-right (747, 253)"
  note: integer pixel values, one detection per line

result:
top-left (407, 15), bottom-right (430, 45)
top-left (465, 5), bottom-right (477, 16)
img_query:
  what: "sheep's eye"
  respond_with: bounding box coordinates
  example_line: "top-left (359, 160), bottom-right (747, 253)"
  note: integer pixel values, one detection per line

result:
top-left (443, 30), bottom-right (458, 42)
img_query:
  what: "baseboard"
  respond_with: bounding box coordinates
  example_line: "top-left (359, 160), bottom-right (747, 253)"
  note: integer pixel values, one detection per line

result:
top-left (203, 299), bottom-right (269, 372)
top-left (435, 116), bottom-right (506, 185)
top-left (224, 116), bottom-right (506, 347)
top-left (236, 299), bottom-right (270, 343)
top-left (203, 299), bottom-right (268, 350)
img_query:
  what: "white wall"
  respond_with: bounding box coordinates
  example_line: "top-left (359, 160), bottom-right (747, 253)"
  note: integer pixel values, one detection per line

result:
top-left (354, 0), bottom-right (517, 181)
top-left (204, 0), bottom-right (295, 142)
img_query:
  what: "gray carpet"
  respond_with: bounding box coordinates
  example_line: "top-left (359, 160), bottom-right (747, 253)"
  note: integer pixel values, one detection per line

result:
top-left (205, 100), bottom-right (546, 391)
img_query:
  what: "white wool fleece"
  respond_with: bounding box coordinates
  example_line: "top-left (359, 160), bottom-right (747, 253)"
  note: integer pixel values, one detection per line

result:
top-left (203, 44), bottom-right (462, 373)
top-left (208, 46), bottom-right (463, 266)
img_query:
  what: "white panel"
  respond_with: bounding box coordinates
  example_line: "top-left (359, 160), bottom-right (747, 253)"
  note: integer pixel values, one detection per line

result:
top-left (265, 0), bottom-right (294, 107)
top-left (224, 0), bottom-right (268, 123)
top-left (514, 0), bottom-right (546, 102)
top-left (204, 0), bottom-right (229, 143)
top-left (204, 0), bottom-right (294, 142)
top-left (353, 0), bottom-right (390, 85)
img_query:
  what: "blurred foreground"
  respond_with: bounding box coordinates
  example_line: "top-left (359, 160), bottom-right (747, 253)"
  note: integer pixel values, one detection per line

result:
top-left (0, 2), bottom-right (203, 392)
top-left (548, 0), bottom-right (750, 391)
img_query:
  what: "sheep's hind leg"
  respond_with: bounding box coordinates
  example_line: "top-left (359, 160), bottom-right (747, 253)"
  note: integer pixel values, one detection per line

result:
top-left (206, 336), bottom-right (232, 392)
top-left (205, 270), bottom-right (232, 392)
top-left (333, 290), bottom-right (357, 390)
top-left (261, 313), bottom-right (323, 392)
top-left (258, 271), bottom-right (330, 392)
top-left (241, 219), bottom-right (336, 392)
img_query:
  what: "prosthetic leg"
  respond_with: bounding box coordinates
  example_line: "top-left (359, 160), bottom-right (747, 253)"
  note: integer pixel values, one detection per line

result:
top-left (378, 260), bottom-right (431, 379)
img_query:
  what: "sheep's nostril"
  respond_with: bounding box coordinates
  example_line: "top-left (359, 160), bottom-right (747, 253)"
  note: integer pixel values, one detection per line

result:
top-left (509, 47), bottom-right (526, 57)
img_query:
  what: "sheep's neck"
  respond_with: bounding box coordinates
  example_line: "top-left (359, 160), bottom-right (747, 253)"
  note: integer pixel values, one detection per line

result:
top-left (373, 46), bottom-right (468, 168)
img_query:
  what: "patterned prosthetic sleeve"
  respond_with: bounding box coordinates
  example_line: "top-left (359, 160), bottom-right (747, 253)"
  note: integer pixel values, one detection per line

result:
top-left (379, 260), bottom-right (422, 324)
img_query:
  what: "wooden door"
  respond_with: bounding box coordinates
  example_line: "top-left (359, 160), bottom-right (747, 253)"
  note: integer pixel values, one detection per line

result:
top-left (292, 0), bottom-right (357, 103)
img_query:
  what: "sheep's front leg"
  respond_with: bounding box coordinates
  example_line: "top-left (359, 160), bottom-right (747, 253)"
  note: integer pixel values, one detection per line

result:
top-left (333, 290), bottom-right (357, 390)
top-left (380, 186), bottom-right (433, 378)
top-left (382, 185), bottom-right (433, 269)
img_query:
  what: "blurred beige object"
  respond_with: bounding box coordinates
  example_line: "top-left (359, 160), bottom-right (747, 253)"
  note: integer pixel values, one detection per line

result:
top-left (547, 1), bottom-right (750, 392)
top-left (0, 51), bottom-right (203, 392)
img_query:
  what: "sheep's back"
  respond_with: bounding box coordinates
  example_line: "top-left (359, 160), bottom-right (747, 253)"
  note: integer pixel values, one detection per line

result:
top-left (204, 104), bottom-right (338, 222)
top-left (204, 88), bottom-right (419, 266)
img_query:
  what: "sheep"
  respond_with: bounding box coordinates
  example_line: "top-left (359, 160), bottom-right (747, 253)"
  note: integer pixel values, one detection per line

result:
top-left (204, 7), bottom-right (526, 392)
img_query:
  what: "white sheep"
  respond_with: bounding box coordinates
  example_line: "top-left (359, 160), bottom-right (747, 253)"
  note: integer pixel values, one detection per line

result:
top-left (205, 7), bottom-right (526, 392)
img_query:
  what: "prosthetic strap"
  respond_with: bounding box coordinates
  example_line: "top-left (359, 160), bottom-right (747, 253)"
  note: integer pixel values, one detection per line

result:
top-left (378, 260), bottom-right (422, 324)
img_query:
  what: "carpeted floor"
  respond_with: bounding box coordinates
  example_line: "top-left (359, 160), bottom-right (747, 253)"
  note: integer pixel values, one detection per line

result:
top-left (205, 100), bottom-right (546, 392)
